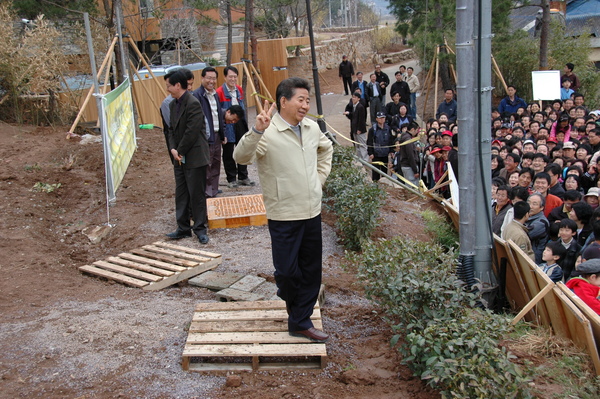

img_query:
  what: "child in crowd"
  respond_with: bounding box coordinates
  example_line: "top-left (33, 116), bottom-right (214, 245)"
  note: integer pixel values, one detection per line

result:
top-left (556, 218), bottom-right (581, 282)
top-left (566, 259), bottom-right (600, 315)
top-left (538, 241), bottom-right (565, 283)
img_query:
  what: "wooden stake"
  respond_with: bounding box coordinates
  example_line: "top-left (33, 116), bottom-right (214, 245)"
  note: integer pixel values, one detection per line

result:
top-left (422, 49), bottom-right (438, 119)
top-left (129, 60), bottom-right (163, 120)
top-left (67, 37), bottom-right (118, 137)
top-left (511, 283), bottom-right (554, 326)
top-left (242, 61), bottom-right (262, 113)
top-left (491, 55), bottom-right (508, 93)
top-left (249, 62), bottom-right (273, 100)
top-left (126, 37), bottom-right (168, 97)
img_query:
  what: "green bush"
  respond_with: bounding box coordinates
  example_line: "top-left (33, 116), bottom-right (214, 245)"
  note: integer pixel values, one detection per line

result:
top-left (421, 209), bottom-right (459, 250)
top-left (350, 237), bottom-right (533, 398)
top-left (324, 146), bottom-right (386, 251)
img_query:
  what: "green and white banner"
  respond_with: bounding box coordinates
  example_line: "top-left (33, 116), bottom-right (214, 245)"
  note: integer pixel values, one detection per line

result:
top-left (99, 78), bottom-right (136, 202)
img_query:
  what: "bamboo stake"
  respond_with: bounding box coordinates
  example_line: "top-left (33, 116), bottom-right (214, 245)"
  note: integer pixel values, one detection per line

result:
top-left (242, 61), bottom-right (263, 113)
top-left (421, 50), bottom-right (438, 119)
top-left (129, 60), bottom-right (163, 121)
top-left (126, 37), bottom-right (168, 97)
top-left (67, 37), bottom-right (118, 136)
top-left (249, 62), bottom-right (273, 100)
top-left (491, 55), bottom-right (508, 93)
top-left (101, 51), bottom-right (114, 94)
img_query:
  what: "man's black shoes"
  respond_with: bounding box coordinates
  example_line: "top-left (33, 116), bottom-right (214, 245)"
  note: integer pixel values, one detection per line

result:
top-left (165, 230), bottom-right (192, 240)
top-left (198, 234), bottom-right (209, 244)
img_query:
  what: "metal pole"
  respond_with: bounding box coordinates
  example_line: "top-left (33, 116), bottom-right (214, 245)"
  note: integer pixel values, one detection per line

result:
top-left (305, 0), bottom-right (326, 133)
top-left (84, 12), bottom-right (111, 222)
top-left (455, 0), bottom-right (493, 294)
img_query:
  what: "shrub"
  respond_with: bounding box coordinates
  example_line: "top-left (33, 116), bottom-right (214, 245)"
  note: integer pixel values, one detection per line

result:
top-left (421, 209), bottom-right (458, 250)
top-left (350, 237), bottom-right (533, 398)
top-left (324, 146), bottom-right (386, 251)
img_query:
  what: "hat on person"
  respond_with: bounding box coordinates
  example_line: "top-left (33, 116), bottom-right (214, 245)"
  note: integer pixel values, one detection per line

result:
top-left (501, 123), bottom-right (512, 129)
top-left (585, 187), bottom-right (600, 199)
top-left (547, 137), bottom-right (558, 143)
top-left (562, 141), bottom-right (576, 150)
top-left (492, 139), bottom-right (502, 146)
top-left (376, 112), bottom-right (386, 118)
top-left (523, 139), bottom-right (535, 146)
top-left (441, 130), bottom-right (453, 137)
top-left (442, 146), bottom-right (452, 151)
top-left (430, 146), bottom-right (442, 154)
top-left (590, 110), bottom-right (600, 117)
top-left (577, 258), bottom-right (600, 273)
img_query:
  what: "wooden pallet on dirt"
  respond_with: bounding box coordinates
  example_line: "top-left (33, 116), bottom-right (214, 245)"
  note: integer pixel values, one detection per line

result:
top-left (79, 241), bottom-right (221, 291)
top-left (182, 300), bottom-right (327, 371)
top-left (207, 194), bottom-right (267, 229)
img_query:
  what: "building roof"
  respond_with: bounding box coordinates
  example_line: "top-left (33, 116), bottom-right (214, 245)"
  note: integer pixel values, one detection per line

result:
top-left (509, 0), bottom-right (600, 37)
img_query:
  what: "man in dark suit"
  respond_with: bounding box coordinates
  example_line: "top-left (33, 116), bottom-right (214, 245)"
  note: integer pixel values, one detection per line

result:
top-left (193, 67), bottom-right (226, 198)
top-left (344, 92), bottom-right (368, 162)
top-left (165, 69), bottom-right (210, 244)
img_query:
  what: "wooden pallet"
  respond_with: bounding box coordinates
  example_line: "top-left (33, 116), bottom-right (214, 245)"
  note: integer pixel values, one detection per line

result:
top-left (79, 241), bottom-right (221, 291)
top-left (182, 300), bottom-right (327, 371)
top-left (207, 194), bottom-right (267, 229)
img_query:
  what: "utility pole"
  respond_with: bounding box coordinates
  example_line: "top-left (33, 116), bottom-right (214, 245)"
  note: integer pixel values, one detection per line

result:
top-left (455, 0), bottom-right (493, 297)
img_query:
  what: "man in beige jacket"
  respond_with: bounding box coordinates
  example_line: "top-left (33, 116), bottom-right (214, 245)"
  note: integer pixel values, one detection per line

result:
top-left (234, 77), bottom-right (333, 342)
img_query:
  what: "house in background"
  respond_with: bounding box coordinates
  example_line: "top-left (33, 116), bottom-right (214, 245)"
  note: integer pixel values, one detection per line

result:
top-left (509, 0), bottom-right (600, 68)
top-left (97, 0), bottom-right (245, 66)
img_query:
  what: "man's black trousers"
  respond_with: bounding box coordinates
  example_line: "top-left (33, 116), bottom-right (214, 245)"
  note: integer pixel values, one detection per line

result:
top-left (268, 214), bottom-right (322, 332)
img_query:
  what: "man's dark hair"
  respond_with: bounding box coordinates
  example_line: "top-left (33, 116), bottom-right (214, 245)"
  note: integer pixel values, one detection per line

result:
top-left (407, 66), bottom-right (414, 71)
top-left (510, 186), bottom-right (530, 202)
top-left (352, 91), bottom-right (361, 99)
top-left (559, 218), bottom-right (578, 233)
top-left (544, 163), bottom-right (562, 176)
top-left (223, 65), bottom-right (239, 77)
top-left (533, 171), bottom-right (551, 185)
top-left (574, 93), bottom-right (584, 101)
top-left (395, 71), bottom-right (402, 76)
top-left (513, 201), bottom-right (530, 220)
top-left (451, 133), bottom-right (458, 147)
top-left (492, 177), bottom-right (507, 187)
top-left (572, 201), bottom-right (593, 224)
top-left (276, 77), bottom-right (311, 112)
top-left (566, 62), bottom-right (574, 71)
top-left (408, 121), bottom-right (420, 131)
top-left (445, 88), bottom-right (454, 94)
top-left (507, 85), bottom-right (516, 90)
top-left (529, 120), bottom-right (540, 128)
top-left (519, 167), bottom-right (535, 180)
top-left (533, 153), bottom-right (549, 163)
top-left (522, 152), bottom-right (535, 162)
top-left (512, 126), bottom-right (524, 135)
top-left (201, 66), bottom-right (218, 77)
top-left (227, 104), bottom-right (244, 118)
top-left (165, 70), bottom-right (189, 90)
top-left (506, 152), bottom-right (521, 164)
top-left (564, 190), bottom-right (583, 202)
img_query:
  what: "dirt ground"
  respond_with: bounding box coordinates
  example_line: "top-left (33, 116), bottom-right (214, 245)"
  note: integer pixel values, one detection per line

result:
top-left (0, 111), bottom-right (442, 398)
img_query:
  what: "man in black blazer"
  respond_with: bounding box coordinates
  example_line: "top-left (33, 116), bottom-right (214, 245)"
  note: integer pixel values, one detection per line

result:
top-left (193, 67), bottom-right (226, 198)
top-left (165, 70), bottom-right (210, 244)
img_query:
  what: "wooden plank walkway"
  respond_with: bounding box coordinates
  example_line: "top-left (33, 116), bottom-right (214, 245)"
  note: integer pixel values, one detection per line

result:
top-left (79, 241), bottom-right (221, 291)
top-left (182, 300), bottom-right (327, 371)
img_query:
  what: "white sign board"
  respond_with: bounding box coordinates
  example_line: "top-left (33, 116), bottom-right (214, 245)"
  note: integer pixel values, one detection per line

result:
top-left (531, 70), bottom-right (561, 101)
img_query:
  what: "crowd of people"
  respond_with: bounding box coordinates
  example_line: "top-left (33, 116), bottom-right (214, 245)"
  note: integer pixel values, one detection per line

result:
top-left (342, 58), bottom-right (600, 313)
top-left (488, 63), bottom-right (600, 313)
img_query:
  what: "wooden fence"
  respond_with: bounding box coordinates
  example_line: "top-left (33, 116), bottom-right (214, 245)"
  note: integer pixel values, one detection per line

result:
top-left (441, 200), bottom-right (600, 375)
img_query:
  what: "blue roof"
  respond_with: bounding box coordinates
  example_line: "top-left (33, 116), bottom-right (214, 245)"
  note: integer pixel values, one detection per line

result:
top-left (568, 0), bottom-right (600, 18)
top-left (566, 0), bottom-right (600, 36)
